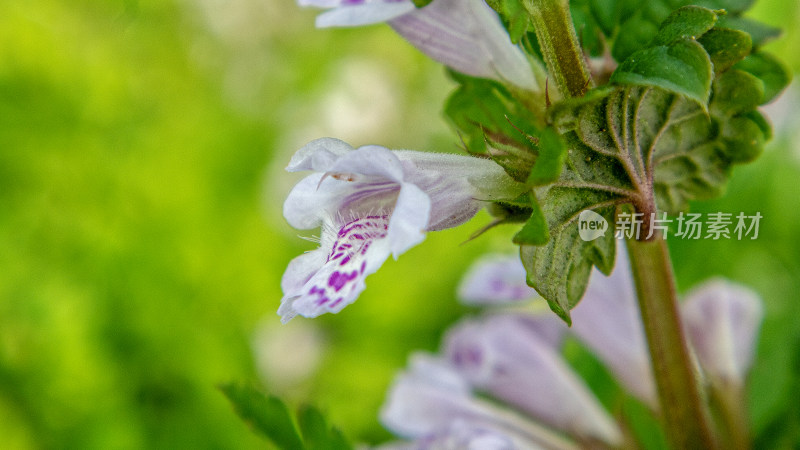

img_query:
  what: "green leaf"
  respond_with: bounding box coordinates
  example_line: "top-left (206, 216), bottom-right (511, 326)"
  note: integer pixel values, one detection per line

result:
top-left (611, 38), bottom-right (713, 106)
top-left (710, 68), bottom-right (763, 117)
top-left (650, 6), bottom-right (717, 46)
top-left (608, 0), bottom-right (763, 63)
top-left (521, 79), bottom-right (770, 320)
top-left (513, 198), bottom-right (549, 245)
top-left (526, 127), bottom-right (567, 186)
top-left (220, 384), bottom-right (304, 450)
top-left (734, 52), bottom-right (792, 104)
top-left (444, 73), bottom-right (541, 157)
top-left (693, 0), bottom-right (754, 13)
top-left (487, 0), bottom-right (531, 43)
top-left (698, 27), bottom-right (752, 73)
top-left (519, 187), bottom-right (618, 324)
top-left (297, 405), bottom-right (351, 450)
top-left (716, 16), bottom-right (781, 48)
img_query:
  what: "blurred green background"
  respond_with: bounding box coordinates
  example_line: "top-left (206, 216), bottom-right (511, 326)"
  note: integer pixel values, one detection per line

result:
top-left (1, 0), bottom-right (799, 448)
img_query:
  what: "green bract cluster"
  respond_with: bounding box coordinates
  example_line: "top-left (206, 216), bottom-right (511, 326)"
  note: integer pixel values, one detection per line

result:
top-left (446, 1), bottom-right (790, 323)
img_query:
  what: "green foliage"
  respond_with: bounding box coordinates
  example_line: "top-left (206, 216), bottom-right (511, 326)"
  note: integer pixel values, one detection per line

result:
top-left (221, 384), bottom-right (351, 450)
top-left (511, 3), bottom-right (790, 321)
top-left (526, 127), bottom-right (568, 186)
top-left (520, 73), bottom-right (772, 319)
top-left (650, 6), bottom-right (718, 46)
top-left (519, 188), bottom-right (618, 323)
top-left (486, 0), bottom-right (531, 43)
top-left (734, 52), bottom-right (793, 103)
top-left (512, 199), bottom-right (549, 245)
top-left (444, 73), bottom-right (541, 158)
top-left (562, 0), bottom-right (777, 65)
top-left (612, 38), bottom-right (713, 105)
top-left (698, 28), bottom-right (752, 73)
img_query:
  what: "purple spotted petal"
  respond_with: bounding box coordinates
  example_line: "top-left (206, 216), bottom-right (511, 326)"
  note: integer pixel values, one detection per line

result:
top-left (443, 315), bottom-right (622, 446)
top-left (389, 0), bottom-right (538, 90)
top-left (279, 215), bottom-right (392, 323)
top-left (682, 279), bottom-right (763, 386)
top-left (380, 353), bottom-right (577, 450)
top-left (457, 254), bottom-right (536, 305)
top-left (570, 249), bottom-right (658, 408)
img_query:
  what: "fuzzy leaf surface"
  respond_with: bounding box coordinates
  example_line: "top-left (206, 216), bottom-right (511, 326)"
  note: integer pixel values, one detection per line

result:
top-left (521, 80), bottom-right (771, 321)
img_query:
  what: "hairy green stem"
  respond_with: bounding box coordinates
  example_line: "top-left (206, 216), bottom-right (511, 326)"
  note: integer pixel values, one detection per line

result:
top-left (524, 0), bottom-right (592, 98)
top-left (626, 237), bottom-right (717, 449)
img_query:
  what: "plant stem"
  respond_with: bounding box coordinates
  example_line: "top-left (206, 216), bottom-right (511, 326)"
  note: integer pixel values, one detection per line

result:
top-left (626, 237), bottom-right (717, 449)
top-left (525, 0), bottom-right (592, 98)
top-left (710, 384), bottom-right (750, 450)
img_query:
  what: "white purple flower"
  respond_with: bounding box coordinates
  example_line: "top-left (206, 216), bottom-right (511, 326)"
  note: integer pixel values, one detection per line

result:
top-left (442, 315), bottom-right (622, 445)
top-left (380, 353), bottom-right (579, 450)
top-left (682, 279), bottom-right (764, 388)
top-left (297, 0), bottom-right (540, 91)
top-left (279, 137), bottom-right (521, 322)
top-left (455, 249), bottom-right (658, 407)
top-left (381, 254), bottom-right (766, 448)
top-left (454, 246), bottom-right (765, 407)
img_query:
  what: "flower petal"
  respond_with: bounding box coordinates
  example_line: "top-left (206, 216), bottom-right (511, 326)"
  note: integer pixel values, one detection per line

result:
top-left (682, 279), bottom-right (764, 386)
top-left (395, 150), bottom-right (524, 230)
top-left (444, 315), bottom-right (622, 446)
top-left (314, 1), bottom-right (416, 28)
top-left (328, 145), bottom-right (405, 182)
top-left (570, 248), bottom-right (658, 408)
top-left (388, 182), bottom-right (430, 256)
top-left (458, 254), bottom-right (536, 305)
top-left (278, 215), bottom-right (392, 322)
top-left (389, 0), bottom-right (537, 90)
top-left (286, 137), bottom-right (355, 172)
top-left (380, 353), bottom-right (578, 450)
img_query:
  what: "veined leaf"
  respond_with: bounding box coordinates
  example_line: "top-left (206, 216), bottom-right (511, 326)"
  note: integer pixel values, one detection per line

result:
top-left (221, 384), bottom-right (353, 450)
top-left (734, 52), bottom-right (792, 104)
top-left (519, 187), bottom-right (619, 324)
top-left (611, 38), bottom-right (713, 106)
top-left (220, 384), bottom-right (304, 449)
top-left (698, 28), bottom-right (752, 74)
top-left (513, 197), bottom-right (549, 245)
top-left (520, 79), bottom-right (771, 322)
top-left (650, 5), bottom-right (717, 46)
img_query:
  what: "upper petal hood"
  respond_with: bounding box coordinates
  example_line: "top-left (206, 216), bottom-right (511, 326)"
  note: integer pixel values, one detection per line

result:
top-left (389, 0), bottom-right (538, 91)
top-left (682, 279), bottom-right (764, 386)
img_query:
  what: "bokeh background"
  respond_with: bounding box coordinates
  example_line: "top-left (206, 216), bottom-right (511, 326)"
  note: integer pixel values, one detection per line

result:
top-left (1, 0), bottom-right (799, 448)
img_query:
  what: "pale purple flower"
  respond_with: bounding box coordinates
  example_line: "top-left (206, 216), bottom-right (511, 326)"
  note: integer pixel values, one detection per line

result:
top-left (456, 249), bottom-right (658, 407)
top-left (457, 254), bottom-right (535, 305)
top-left (380, 353), bottom-right (579, 450)
top-left (298, 0), bottom-right (540, 91)
top-left (443, 315), bottom-right (622, 446)
top-left (569, 249), bottom-right (658, 408)
top-left (279, 138), bottom-right (521, 322)
top-left (456, 247), bottom-right (766, 408)
top-left (682, 279), bottom-right (764, 388)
